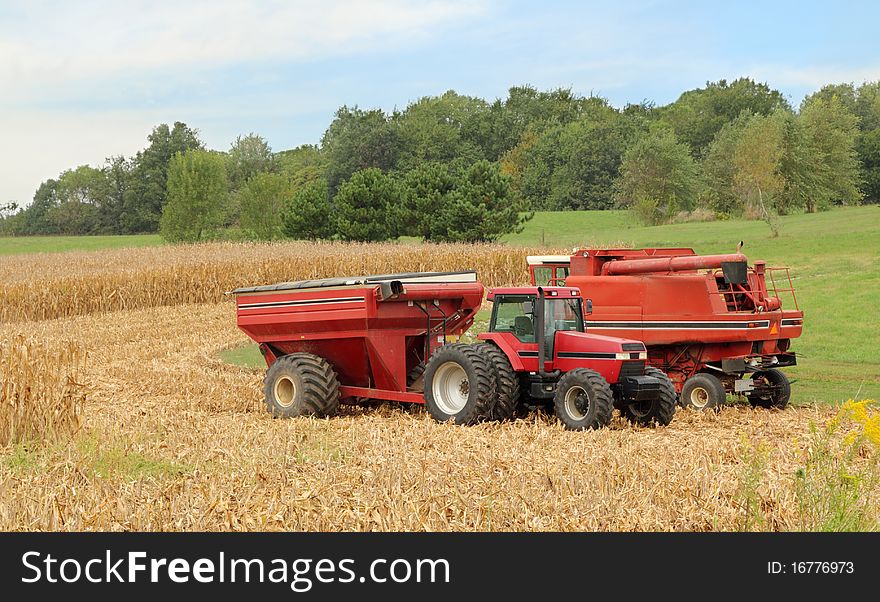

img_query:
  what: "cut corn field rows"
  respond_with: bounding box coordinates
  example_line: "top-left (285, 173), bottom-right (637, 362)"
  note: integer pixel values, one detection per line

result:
top-left (1, 301), bottom-right (876, 531)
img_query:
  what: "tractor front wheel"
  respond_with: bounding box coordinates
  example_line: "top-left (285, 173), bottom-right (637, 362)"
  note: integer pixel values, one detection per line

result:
top-left (747, 369), bottom-right (791, 409)
top-left (621, 367), bottom-right (677, 426)
top-left (424, 344), bottom-right (496, 425)
top-left (553, 369), bottom-right (613, 431)
top-left (262, 352), bottom-right (340, 418)
top-left (680, 373), bottom-right (726, 410)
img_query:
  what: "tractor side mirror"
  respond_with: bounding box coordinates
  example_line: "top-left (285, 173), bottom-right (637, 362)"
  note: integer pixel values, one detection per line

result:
top-left (521, 300), bottom-right (534, 314)
top-left (584, 299), bottom-right (593, 315)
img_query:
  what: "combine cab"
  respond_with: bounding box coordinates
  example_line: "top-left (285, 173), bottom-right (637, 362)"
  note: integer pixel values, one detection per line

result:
top-left (528, 248), bottom-right (803, 410)
top-left (233, 271), bottom-right (678, 430)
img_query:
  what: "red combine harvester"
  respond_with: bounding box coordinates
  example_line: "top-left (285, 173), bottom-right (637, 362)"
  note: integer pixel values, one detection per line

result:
top-left (527, 248), bottom-right (804, 410)
top-left (232, 271), bottom-right (677, 430)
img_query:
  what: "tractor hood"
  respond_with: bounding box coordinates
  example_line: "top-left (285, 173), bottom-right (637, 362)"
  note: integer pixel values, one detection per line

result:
top-left (555, 330), bottom-right (647, 355)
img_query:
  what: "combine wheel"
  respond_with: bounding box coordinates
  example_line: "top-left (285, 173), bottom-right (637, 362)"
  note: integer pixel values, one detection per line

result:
top-left (477, 343), bottom-right (521, 421)
top-left (553, 369), bottom-right (613, 431)
top-left (262, 352), bottom-right (340, 418)
top-left (747, 369), bottom-right (791, 409)
top-left (424, 344), bottom-right (496, 425)
top-left (621, 367), bottom-right (677, 427)
top-left (680, 373), bottom-right (726, 410)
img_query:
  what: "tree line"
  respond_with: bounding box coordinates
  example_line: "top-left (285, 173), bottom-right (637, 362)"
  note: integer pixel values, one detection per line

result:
top-left (1, 78), bottom-right (877, 242)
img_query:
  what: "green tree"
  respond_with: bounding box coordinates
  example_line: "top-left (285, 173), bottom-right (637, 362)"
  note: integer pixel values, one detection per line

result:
top-left (46, 165), bottom-right (110, 234)
top-left (702, 114), bottom-right (749, 214)
top-left (321, 107), bottom-right (402, 192)
top-left (13, 179), bottom-right (59, 234)
top-left (475, 86), bottom-right (607, 161)
top-left (159, 150), bottom-right (229, 242)
top-left (123, 122), bottom-right (204, 233)
top-left (439, 160), bottom-right (530, 242)
top-left (799, 96), bottom-right (863, 208)
top-left (732, 113), bottom-right (786, 235)
top-left (860, 128), bottom-right (880, 202)
top-left (101, 155), bottom-right (130, 233)
top-left (281, 179), bottom-right (334, 240)
top-left (659, 78), bottom-right (790, 155)
top-left (332, 168), bottom-right (402, 241)
top-left (615, 126), bottom-right (702, 224)
top-left (395, 91), bottom-right (488, 170)
top-left (227, 133), bottom-right (275, 191)
top-left (238, 172), bottom-right (289, 240)
top-left (502, 102), bottom-right (649, 210)
top-left (400, 162), bottom-right (461, 240)
top-left (276, 144), bottom-right (327, 190)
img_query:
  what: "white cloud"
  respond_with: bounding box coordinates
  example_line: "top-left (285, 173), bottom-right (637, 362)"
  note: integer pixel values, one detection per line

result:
top-left (0, 0), bottom-right (487, 102)
top-left (0, 110), bottom-right (163, 204)
top-left (747, 64), bottom-right (880, 90)
top-left (0, 0), bottom-right (487, 205)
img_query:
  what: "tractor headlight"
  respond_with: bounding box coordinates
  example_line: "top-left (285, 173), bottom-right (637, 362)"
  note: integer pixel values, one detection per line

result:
top-left (615, 352), bottom-right (648, 360)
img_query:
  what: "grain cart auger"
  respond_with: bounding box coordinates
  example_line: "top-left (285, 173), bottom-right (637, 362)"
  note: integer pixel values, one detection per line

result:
top-left (232, 272), bottom-right (677, 430)
top-left (527, 246), bottom-right (803, 410)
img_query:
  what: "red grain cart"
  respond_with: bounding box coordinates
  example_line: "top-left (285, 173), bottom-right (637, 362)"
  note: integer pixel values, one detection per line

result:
top-left (233, 271), bottom-right (678, 430)
top-left (528, 248), bottom-right (804, 410)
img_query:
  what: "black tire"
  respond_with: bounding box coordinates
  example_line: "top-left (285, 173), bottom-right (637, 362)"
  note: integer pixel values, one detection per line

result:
top-left (680, 372), bottom-right (726, 410)
top-left (407, 363), bottom-right (426, 392)
top-left (423, 344), bottom-right (496, 425)
top-left (747, 369), bottom-right (791, 409)
top-left (553, 369), bottom-right (613, 431)
top-left (621, 367), bottom-right (677, 426)
top-left (262, 352), bottom-right (340, 418)
top-left (477, 343), bottom-right (521, 421)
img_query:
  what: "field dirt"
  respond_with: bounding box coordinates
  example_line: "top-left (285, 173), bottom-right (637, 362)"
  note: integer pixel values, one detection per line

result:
top-left (2, 300), bottom-right (869, 531)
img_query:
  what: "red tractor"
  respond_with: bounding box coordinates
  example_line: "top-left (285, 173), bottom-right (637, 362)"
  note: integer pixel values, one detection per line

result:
top-left (527, 247), bottom-right (803, 410)
top-left (232, 271), bottom-right (677, 430)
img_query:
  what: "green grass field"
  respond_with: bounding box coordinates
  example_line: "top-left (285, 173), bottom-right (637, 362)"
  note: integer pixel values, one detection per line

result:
top-left (5, 207), bottom-right (879, 404)
top-left (0, 234), bottom-right (163, 255)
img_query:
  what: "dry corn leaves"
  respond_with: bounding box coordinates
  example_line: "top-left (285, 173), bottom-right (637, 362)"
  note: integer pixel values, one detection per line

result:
top-left (2, 298), bottom-right (873, 531)
top-left (0, 241), bottom-right (565, 323)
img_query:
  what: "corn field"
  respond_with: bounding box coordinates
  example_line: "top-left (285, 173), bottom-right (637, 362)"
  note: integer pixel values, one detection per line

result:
top-left (0, 243), bottom-right (877, 531)
top-left (0, 241), bottom-right (565, 323)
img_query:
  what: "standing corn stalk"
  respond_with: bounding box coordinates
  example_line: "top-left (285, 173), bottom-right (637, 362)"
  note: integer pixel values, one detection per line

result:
top-left (0, 335), bottom-right (86, 445)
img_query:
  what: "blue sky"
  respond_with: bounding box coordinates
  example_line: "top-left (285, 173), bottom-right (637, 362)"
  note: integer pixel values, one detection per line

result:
top-left (2, 0), bottom-right (879, 206)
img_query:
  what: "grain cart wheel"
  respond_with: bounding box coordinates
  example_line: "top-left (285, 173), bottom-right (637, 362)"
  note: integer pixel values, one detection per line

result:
top-left (424, 344), bottom-right (496, 425)
top-left (262, 352), bottom-right (340, 418)
top-left (680, 373), bottom-right (726, 411)
top-left (621, 367), bottom-right (678, 427)
top-left (553, 369), bottom-right (613, 431)
top-left (747, 369), bottom-right (791, 409)
top-left (477, 343), bottom-right (521, 421)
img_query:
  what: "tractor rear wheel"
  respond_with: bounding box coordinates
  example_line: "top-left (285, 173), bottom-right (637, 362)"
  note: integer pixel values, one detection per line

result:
top-left (621, 367), bottom-right (677, 426)
top-left (477, 343), bottom-right (521, 421)
top-left (424, 344), bottom-right (496, 425)
top-left (747, 369), bottom-right (791, 409)
top-left (680, 373), bottom-right (726, 410)
top-left (262, 352), bottom-right (340, 418)
top-left (553, 369), bottom-right (613, 431)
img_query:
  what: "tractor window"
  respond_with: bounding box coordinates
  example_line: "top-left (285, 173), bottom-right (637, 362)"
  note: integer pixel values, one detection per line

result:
top-left (546, 298), bottom-right (584, 333)
top-left (490, 295), bottom-right (536, 343)
top-left (543, 297), bottom-right (583, 358)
